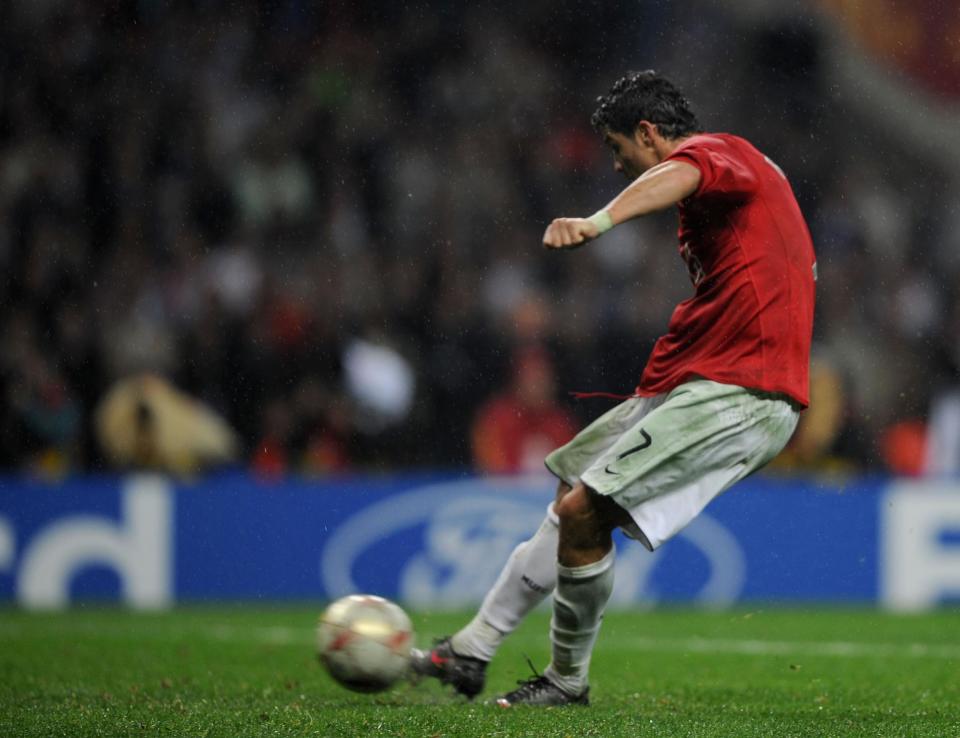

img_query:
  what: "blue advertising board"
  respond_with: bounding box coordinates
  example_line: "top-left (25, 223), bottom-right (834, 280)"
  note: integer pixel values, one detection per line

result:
top-left (1, 473), bottom-right (959, 610)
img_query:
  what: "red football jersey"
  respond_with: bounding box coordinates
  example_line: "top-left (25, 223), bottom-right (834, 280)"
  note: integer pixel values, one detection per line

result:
top-left (636, 133), bottom-right (816, 407)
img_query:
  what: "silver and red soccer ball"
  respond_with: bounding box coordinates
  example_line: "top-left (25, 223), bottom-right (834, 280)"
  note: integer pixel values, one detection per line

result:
top-left (316, 594), bottom-right (414, 693)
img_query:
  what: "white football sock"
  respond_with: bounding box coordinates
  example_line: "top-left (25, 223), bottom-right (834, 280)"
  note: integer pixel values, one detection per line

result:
top-left (450, 505), bottom-right (559, 662)
top-left (543, 548), bottom-right (615, 696)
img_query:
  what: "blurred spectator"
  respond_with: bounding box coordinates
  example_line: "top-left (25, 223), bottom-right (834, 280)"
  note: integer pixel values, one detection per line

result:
top-left (471, 348), bottom-right (577, 474)
top-left (3, 349), bottom-right (81, 478)
top-left (251, 379), bottom-right (353, 479)
top-left (880, 420), bottom-right (927, 477)
top-left (0, 309), bottom-right (82, 476)
top-left (298, 389), bottom-right (352, 476)
top-left (250, 397), bottom-right (294, 480)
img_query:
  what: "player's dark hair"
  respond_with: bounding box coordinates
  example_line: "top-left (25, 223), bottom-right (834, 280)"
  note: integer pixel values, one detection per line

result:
top-left (591, 70), bottom-right (701, 140)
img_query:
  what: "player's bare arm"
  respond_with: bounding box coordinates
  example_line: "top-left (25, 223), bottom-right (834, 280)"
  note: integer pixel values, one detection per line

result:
top-left (542, 160), bottom-right (701, 250)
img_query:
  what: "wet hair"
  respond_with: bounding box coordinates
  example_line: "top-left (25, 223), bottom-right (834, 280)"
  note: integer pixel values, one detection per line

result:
top-left (591, 70), bottom-right (701, 140)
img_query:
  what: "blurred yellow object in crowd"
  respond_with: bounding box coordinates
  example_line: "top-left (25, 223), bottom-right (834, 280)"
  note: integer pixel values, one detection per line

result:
top-left (95, 374), bottom-right (238, 478)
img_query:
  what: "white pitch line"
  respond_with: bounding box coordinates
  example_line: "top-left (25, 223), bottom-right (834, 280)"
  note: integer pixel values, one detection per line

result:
top-left (601, 636), bottom-right (960, 660)
top-left (0, 621), bottom-right (958, 660)
top-left (0, 620), bottom-right (311, 646)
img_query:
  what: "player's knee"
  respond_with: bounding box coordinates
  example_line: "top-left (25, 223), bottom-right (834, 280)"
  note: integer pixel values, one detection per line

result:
top-left (554, 484), bottom-right (598, 527)
top-left (556, 484), bottom-right (629, 535)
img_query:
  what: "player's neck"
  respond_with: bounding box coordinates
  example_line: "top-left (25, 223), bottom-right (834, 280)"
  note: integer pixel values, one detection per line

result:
top-left (656, 135), bottom-right (693, 162)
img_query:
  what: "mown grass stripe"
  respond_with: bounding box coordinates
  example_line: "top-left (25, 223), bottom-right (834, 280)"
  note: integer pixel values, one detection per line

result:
top-left (2, 620), bottom-right (958, 659)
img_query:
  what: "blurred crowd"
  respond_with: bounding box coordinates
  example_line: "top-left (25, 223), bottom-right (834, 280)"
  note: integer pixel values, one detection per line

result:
top-left (2, 0), bottom-right (960, 478)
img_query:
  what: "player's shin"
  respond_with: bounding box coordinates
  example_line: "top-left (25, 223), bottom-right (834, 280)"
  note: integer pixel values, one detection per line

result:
top-left (450, 508), bottom-right (559, 661)
top-left (543, 548), bottom-right (615, 697)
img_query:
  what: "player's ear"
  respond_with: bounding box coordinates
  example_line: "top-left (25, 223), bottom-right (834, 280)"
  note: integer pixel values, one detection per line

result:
top-left (634, 121), bottom-right (656, 148)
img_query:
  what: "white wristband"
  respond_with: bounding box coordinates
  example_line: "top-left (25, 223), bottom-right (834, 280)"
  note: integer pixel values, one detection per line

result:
top-left (586, 209), bottom-right (614, 234)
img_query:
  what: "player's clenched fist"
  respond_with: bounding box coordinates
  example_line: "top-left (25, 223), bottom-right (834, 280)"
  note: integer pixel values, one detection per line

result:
top-left (542, 218), bottom-right (597, 249)
top-left (542, 210), bottom-right (612, 249)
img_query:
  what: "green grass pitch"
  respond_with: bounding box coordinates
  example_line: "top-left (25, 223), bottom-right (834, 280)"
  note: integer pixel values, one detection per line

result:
top-left (1, 606), bottom-right (958, 737)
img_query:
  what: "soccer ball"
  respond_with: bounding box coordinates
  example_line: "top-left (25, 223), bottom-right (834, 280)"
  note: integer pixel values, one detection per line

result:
top-left (316, 594), bottom-right (414, 693)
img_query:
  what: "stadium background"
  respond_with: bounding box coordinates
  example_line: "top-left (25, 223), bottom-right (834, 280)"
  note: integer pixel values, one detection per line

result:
top-left (2, 0), bottom-right (960, 611)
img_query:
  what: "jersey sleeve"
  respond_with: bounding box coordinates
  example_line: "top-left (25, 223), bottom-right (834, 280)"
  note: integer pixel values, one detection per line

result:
top-left (666, 138), bottom-right (758, 201)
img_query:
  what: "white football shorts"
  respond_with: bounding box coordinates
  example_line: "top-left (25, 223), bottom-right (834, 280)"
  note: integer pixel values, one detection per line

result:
top-left (544, 379), bottom-right (799, 550)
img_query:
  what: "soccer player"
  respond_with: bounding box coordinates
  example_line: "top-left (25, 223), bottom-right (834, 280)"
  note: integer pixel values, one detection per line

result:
top-left (411, 70), bottom-right (816, 706)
